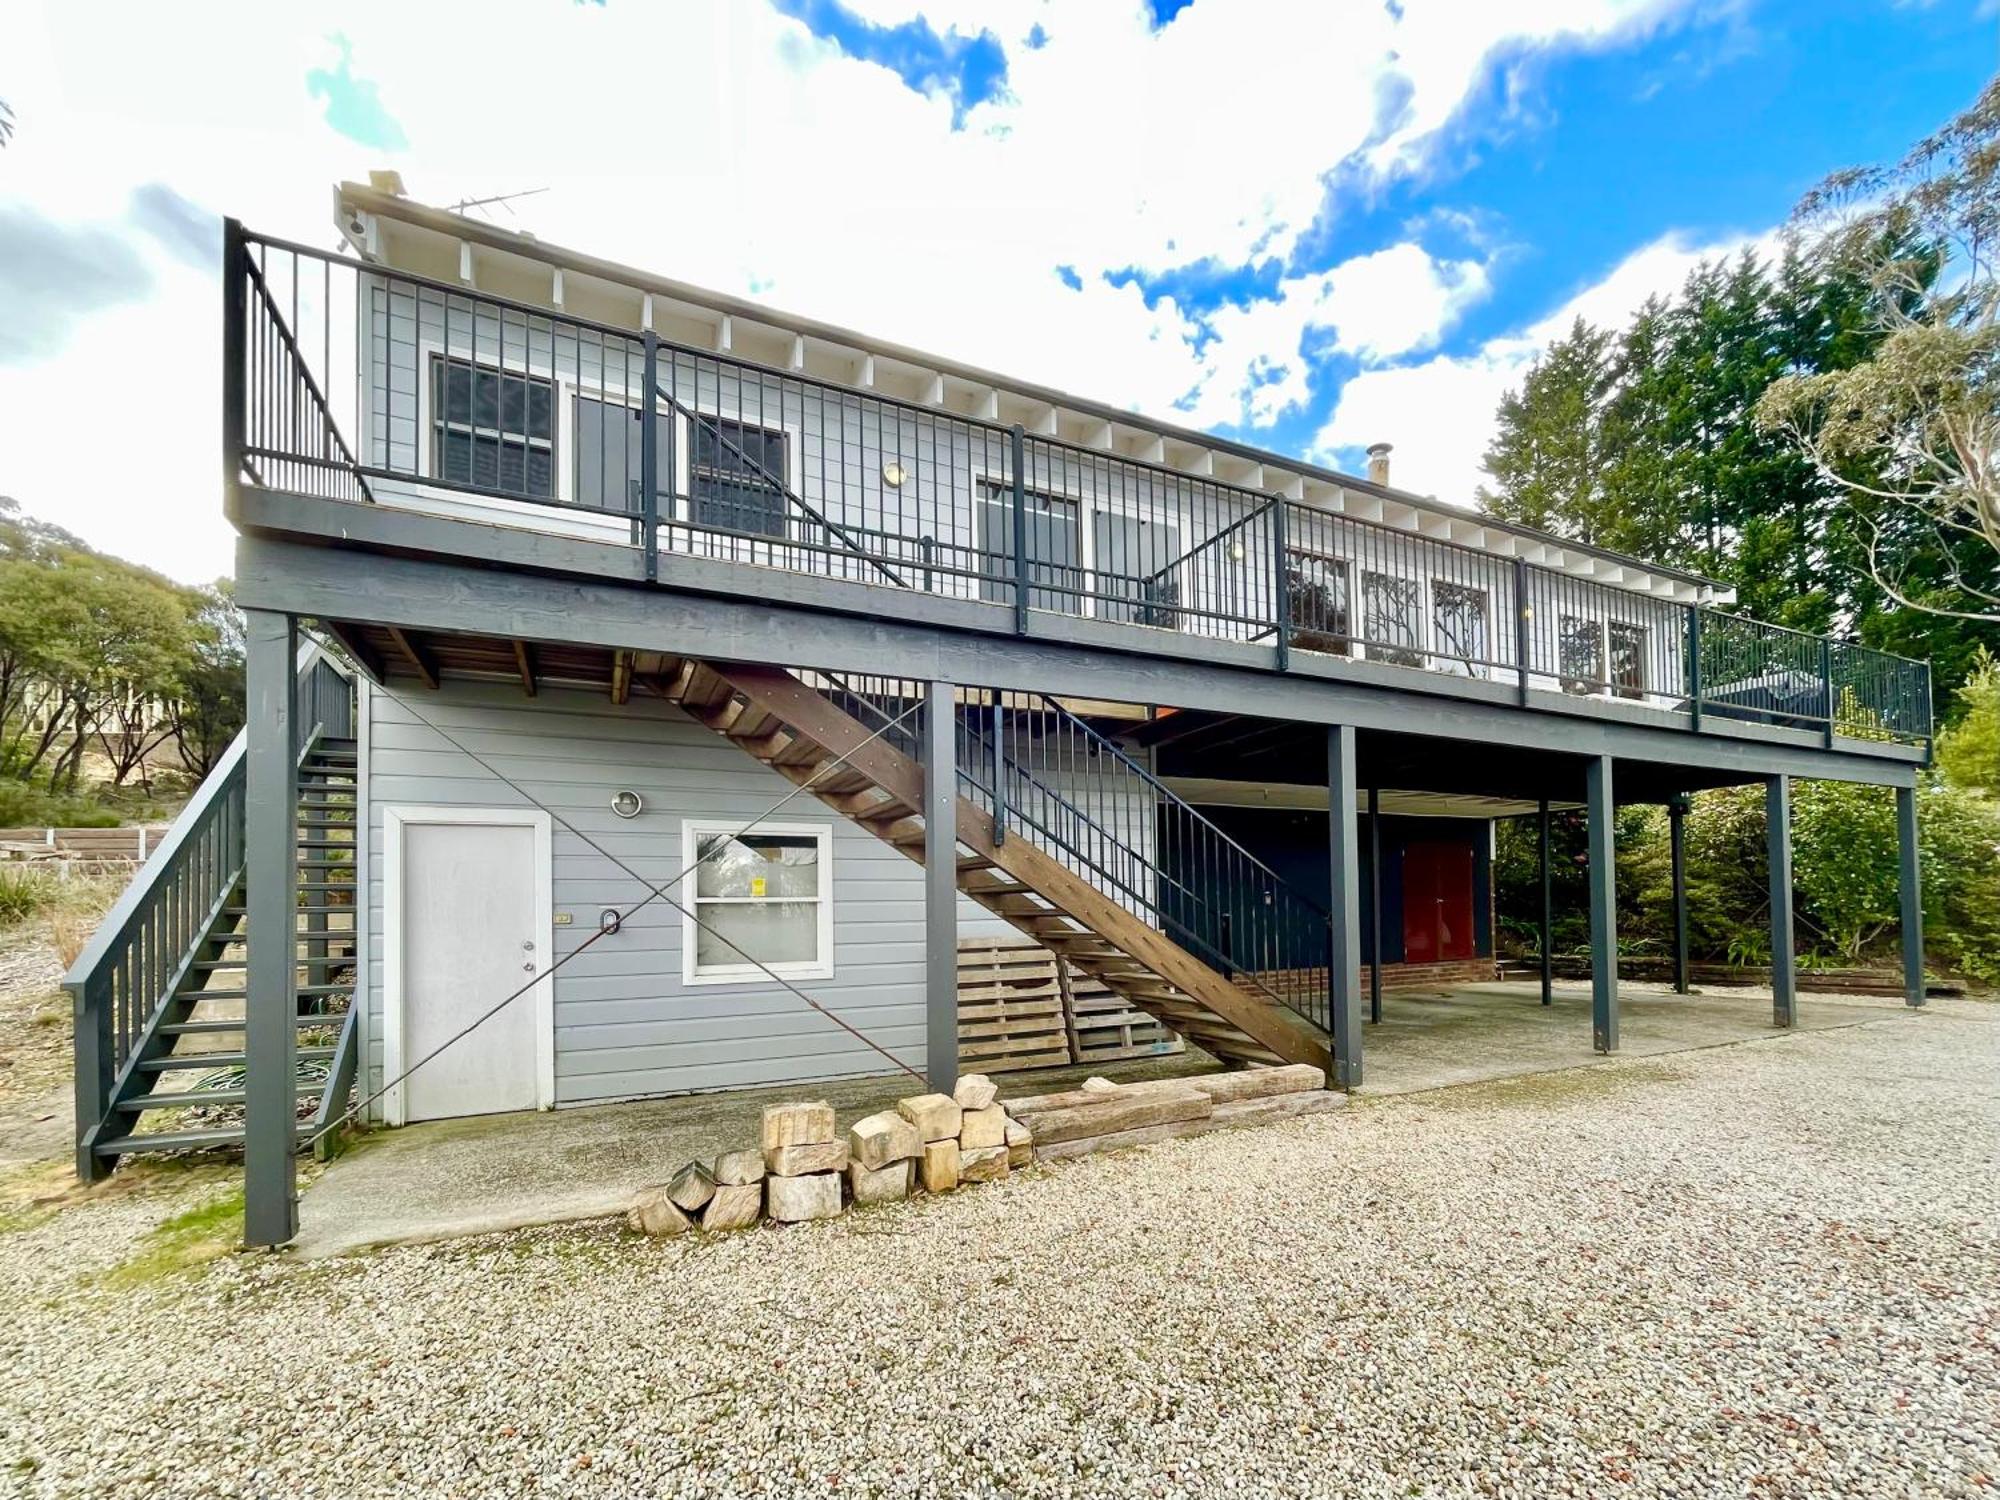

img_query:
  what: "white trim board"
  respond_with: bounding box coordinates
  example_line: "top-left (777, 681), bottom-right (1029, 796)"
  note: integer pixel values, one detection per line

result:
top-left (380, 804), bottom-right (556, 1126)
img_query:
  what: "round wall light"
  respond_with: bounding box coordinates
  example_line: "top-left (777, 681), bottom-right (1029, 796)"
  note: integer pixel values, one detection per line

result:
top-left (610, 789), bottom-right (644, 819)
top-left (881, 459), bottom-right (908, 488)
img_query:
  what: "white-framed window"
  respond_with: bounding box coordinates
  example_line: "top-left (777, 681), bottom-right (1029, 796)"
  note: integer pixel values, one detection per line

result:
top-left (1609, 621), bottom-right (1648, 699)
top-left (1559, 614), bottom-right (1606, 695)
top-left (1285, 548), bottom-right (1351, 656)
top-left (1361, 571), bottom-right (1425, 668)
top-left (681, 820), bottom-right (834, 985)
top-left (429, 354), bottom-right (556, 498)
top-left (1432, 580), bottom-right (1490, 678)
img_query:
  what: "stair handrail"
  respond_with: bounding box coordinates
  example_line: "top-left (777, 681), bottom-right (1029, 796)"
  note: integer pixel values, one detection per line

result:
top-left (1026, 692), bottom-right (1333, 920)
top-left (67, 640), bottom-right (354, 1176)
top-left (987, 697), bottom-right (1336, 1032)
top-left (814, 673), bottom-right (1335, 1035)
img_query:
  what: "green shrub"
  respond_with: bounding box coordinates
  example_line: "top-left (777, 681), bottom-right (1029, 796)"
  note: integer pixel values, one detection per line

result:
top-left (0, 777), bottom-right (121, 828)
top-left (0, 866), bottom-right (62, 925)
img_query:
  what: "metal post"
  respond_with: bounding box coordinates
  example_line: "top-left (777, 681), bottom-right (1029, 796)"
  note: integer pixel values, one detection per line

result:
top-left (72, 971), bottom-right (113, 1182)
top-left (1670, 795), bottom-right (1690, 995)
top-left (988, 688), bottom-right (1004, 848)
top-left (1272, 501), bottom-right (1291, 673)
top-left (1367, 785), bottom-right (1382, 1025)
top-left (923, 680), bottom-right (959, 1092)
top-left (1537, 799), bottom-right (1553, 1007)
top-left (1820, 637), bottom-right (1835, 747)
top-left (641, 331), bottom-right (660, 582)
top-left (244, 609), bottom-right (299, 1248)
top-left (1897, 784), bottom-right (1925, 1008)
top-left (1514, 558), bottom-right (1532, 707)
top-left (221, 217), bottom-right (247, 514)
top-left (1326, 725), bottom-right (1363, 1087)
top-left (1767, 775), bottom-right (1796, 1029)
top-left (1585, 755), bottom-right (1617, 1053)
top-left (1009, 425), bottom-right (1029, 636)
top-left (1687, 607), bottom-right (1703, 732)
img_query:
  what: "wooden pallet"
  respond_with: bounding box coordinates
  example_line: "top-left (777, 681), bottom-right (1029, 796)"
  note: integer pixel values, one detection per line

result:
top-left (1060, 965), bottom-right (1185, 1065)
top-left (957, 935), bottom-right (1071, 1073)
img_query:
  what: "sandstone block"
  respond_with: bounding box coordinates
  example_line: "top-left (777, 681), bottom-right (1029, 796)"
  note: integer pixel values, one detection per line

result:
top-left (897, 1092), bottom-right (963, 1142)
top-left (959, 1104), bottom-right (1008, 1150)
top-left (960, 1145), bottom-right (1009, 1184)
top-left (627, 1187), bottom-right (693, 1237)
top-left (952, 1073), bottom-right (999, 1111)
top-left (849, 1109), bottom-right (921, 1170)
top-left (666, 1160), bottom-right (716, 1213)
top-left (847, 1157), bottom-right (913, 1206)
top-left (766, 1171), bottom-right (843, 1223)
top-left (1081, 1076), bottom-right (1120, 1094)
top-left (919, 1138), bottom-right (960, 1193)
top-left (1005, 1118), bottom-right (1034, 1167)
top-left (766, 1140), bottom-right (849, 1177)
top-left (701, 1181), bottom-right (764, 1233)
top-left (713, 1147), bottom-right (767, 1186)
top-left (761, 1100), bottom-right (836, 1151)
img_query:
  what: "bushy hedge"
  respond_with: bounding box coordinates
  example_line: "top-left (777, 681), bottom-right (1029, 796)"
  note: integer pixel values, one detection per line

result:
top-left (1495, 775), bottom-right (2000, 986)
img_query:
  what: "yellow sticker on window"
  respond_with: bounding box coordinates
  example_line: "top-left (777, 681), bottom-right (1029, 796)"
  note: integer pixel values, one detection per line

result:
top-left (750, 875), bottom-right (767, 898)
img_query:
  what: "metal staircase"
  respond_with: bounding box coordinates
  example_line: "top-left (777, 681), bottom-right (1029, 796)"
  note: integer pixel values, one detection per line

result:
top-left (662, 661), bottom-right (1336, 1075)
top-left (68, 647), bottom-right (360, 1179)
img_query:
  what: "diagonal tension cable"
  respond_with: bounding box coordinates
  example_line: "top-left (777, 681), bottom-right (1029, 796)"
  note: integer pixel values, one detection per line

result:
top-left (302, 684), bottom-right (930, 1149)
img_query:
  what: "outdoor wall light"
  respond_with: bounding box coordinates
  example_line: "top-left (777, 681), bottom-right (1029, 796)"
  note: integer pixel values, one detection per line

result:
top-left (1228, 540), bottom-right (1246, 562)
top-left (882, 459), bottom-right (908, 488)
top-left (610, 789), bottom-right (644, 819)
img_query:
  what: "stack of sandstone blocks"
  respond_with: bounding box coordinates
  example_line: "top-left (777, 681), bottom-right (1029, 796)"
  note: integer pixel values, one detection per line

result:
top-left (627, 1071), bottom-right (1034, 1237)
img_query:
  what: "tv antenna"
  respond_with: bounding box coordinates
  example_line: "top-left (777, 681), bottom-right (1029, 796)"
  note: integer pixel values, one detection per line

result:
top-left (447, 186), bottom-right (550, 221)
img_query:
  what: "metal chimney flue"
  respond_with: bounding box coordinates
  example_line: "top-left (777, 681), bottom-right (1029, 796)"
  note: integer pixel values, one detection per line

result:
top-left (1366, 442), bottom-right (1393, 487)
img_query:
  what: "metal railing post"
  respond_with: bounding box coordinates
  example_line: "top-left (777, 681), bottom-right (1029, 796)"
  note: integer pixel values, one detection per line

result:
top-left (1820, 637), bottom-right (1835, 746)
top-left (1010, 425), bottom-right (1029, 635)
top-left (221, 217), bottom-right (247, 515)
top-left (1271, 500), bottom-right (1291, 672)
top-left (642, 332), bottom-right (660, 582)
top-left (71, 972), bottom-right (113, 1181)
top-left (1687, 606), bottom-right (1703, 732)
top-left (989, 688), bottom-right (1006, 847)
top-left (1513, 558), bottom-right (1532, 706)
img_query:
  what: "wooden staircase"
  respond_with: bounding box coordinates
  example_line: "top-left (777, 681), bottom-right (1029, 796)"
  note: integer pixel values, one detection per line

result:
top-left (661, 662), bottom-right (1333, 1074)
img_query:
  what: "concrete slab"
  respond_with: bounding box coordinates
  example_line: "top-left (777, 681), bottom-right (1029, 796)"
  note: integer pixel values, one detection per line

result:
top-left (294, 979), bottom-right (1925, 1257)
top-left (294, 1072), bottom-right (918, 1258)
top-left (1354, 979), bottom-right (1914, 1096)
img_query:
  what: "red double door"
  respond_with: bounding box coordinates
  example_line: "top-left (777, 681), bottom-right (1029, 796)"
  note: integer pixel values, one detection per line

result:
top-left (1403, 841), bottom-right (1476, 963)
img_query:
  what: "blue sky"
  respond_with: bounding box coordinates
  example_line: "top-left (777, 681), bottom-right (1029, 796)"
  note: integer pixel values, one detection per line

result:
top-left (0, 0), bottom-right (1993, 580)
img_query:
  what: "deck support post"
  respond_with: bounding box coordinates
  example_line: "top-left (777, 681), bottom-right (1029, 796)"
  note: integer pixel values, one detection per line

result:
top-left (1537, 799), bottom-right (1553, 1007)
top-left (924, 680), bottom-right (959, 1092)
top-left (243, 609), bottom-right (299, 1249)
top-left (1767, 775), bottom-right (1796, 1029)
top-left (1367, 784), bottom-right (1382, 1025)
top-left (1326, 725), bottom-right (1363, 1088)
top-left (1669, 794), bottom-right (1690, 995)
top-left (1585, 756), bottom-right (1617, 1054)
top-left (1897, 784), bottom-right (1924, 1008)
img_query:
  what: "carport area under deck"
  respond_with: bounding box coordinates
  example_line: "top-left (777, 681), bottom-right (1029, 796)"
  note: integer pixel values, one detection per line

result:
top-left (292, 980), bottom-right (1919, 1258)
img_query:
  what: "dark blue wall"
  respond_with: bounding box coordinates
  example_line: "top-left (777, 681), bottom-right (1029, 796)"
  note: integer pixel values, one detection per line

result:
top-left (1161, 805), bottom-right (1491, 967)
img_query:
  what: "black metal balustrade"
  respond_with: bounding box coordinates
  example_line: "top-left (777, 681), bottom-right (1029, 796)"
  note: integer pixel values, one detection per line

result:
top-left (819, 675), bottom-right (1336, 1033)
top-left (228, 223), bottom-right (1933, 749)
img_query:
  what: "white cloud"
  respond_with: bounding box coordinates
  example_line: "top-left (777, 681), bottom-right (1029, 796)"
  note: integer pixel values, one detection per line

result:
top-left (0, 0), bottom-right (1708, 582)
top-left (1311, 227), bottom-right (1774, 505)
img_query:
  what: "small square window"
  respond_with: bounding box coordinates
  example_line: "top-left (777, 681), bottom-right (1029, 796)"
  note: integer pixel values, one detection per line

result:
top-left (682, 822), bottom-right (833, 984)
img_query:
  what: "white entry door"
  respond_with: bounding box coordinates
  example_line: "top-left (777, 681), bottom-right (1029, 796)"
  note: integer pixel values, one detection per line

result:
top-left (385, 808), bottom-right (554, 1124)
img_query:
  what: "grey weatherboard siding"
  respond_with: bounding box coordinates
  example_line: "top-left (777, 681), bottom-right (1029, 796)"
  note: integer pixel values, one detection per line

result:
top-left (359, 678), bottom-right (1018, 1115)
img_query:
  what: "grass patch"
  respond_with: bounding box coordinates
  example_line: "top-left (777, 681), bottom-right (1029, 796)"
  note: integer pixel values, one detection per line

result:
top-left (100, 1189), bottom-right (245, 1286)
top-left (0, 867), bottom-right (63, 925)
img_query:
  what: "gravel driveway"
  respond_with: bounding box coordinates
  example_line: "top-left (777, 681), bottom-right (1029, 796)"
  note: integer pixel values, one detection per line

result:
top-left (3, 1000), bottom-right (1995, 1499)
